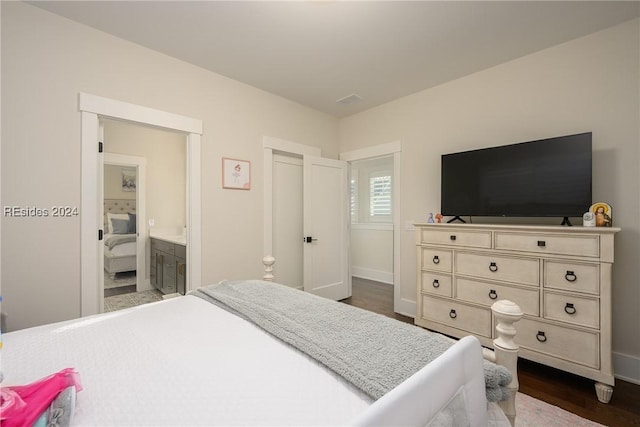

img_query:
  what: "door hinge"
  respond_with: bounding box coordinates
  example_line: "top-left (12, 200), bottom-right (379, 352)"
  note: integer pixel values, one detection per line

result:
top-left (98, 141), bottom-right (103, 153)
top-left (98, 229), bottom-right (103, 241)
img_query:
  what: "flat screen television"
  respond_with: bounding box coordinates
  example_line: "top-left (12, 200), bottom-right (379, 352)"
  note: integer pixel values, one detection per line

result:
top-left (441, 132), bottom-right (592, 224)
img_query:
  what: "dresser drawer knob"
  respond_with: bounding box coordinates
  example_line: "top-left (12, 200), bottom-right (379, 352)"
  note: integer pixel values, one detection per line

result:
top-left (564, 303), bottom-right (577, 315)
top-left (537, 240), bottom-right (546, 247)
top-left (565, 271), bottom-right (577, 282)
top-left (489, 262), bottom-right (498, 272)
top-left (536, 331), bottom-right (547, 343)
top-left (450, 235), bottom-right (457, 241)
top-left (489, 289), bottom-right (498, 300)
top-left (433, 255), bottom-right (440, 264)
top-left (432, 279), bottom-right (440, 288)
top-left (449, 309), bottom-right (457, 319)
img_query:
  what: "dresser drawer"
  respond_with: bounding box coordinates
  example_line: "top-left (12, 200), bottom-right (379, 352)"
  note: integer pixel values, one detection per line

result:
top-left (420, 247), bottom-right (452, 273)
top-left (421, 296), bottom-right (492, 338)
top-left (516, 318), bottom-right (599, 368)
top-left (418, 228), bottom-right (492, 248)
top-left (151, 238), bottom-right (175, 255)
top-left (495, 232), bottom-right (599, 258)
top-left (544, 291), bottom-right (599, 329)
top-left (456, 278), bottom-right (539, 316)
top-left (455, 252), bottom-right (539, 286)
top-left (420, 271), bottom-right (453, 297)
top-left (544, 261), bottom-right (599, 295)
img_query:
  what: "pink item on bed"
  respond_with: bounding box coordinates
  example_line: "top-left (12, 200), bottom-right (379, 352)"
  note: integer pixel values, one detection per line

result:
top-left (0, 367), bottom-right (82, 427)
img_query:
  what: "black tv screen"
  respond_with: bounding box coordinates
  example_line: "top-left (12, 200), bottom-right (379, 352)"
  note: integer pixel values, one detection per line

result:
top-left (441, 132), bottom-right (592, 218)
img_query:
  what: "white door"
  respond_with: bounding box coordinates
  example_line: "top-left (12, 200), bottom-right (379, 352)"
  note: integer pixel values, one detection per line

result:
top-left (303, 156), bottom-right (351, 300)
top-left (272, 154), bottom-right (303, 289)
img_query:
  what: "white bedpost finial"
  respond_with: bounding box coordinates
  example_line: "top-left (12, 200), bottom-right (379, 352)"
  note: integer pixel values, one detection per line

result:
top-left (492, 300), bottom-right (523, 427)
top-left (262, 256), bottom-right (275, 282)
top-left (492, 300), bottom-right (522, 351)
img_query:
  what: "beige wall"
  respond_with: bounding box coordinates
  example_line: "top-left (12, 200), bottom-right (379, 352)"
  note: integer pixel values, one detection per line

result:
top-left (351, 225), bottom-right (393, 284)
top-left (1, 2), bottom-right (338, 331)
top-left (339, 19), bottom-right (640, 377)
top-left (104, 119), bottom-right (186, 233)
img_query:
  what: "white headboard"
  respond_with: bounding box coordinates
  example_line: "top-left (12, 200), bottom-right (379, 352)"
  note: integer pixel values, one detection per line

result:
top-left (104, 199), bottom-right (136, 230)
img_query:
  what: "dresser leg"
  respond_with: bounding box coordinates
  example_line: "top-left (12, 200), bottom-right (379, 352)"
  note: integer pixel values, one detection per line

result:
top-left (595, 382), bottom-right (613, 403)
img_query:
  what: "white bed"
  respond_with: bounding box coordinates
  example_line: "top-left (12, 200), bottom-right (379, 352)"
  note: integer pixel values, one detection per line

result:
top-left (103, 199), bottom-right (137, 275)
top-left (103, 233), bottom-right (137, 274)
top-left (2, 276), bottom-right (522, 426)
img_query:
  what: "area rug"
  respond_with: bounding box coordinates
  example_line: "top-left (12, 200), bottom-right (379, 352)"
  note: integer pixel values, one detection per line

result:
top-left (516, 392), bottom-right (605, 427)
top-left (104, 289), bottom-right (163, 312)
top-left (104, 270), bottom-right (136, 289)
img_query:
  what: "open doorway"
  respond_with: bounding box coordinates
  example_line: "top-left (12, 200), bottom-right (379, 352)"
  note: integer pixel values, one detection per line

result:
top-left (103, 162), bottom-right (140, 298)
top-left (349, 156), bottom-right (394, 286)
top-left (80, 93), bottom-right (202, 316)
top-left (340, 142), bottom-right (406, 316)
top-left (100, 119), bottom-right (187, 311)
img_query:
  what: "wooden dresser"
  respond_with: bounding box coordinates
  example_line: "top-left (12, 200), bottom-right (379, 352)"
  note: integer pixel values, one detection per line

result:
top-left (414, 223), bottom-right (620, 402)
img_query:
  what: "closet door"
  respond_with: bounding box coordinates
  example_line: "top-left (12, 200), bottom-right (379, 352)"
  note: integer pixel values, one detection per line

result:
top-left (272, 154), bottom-right (303, 289)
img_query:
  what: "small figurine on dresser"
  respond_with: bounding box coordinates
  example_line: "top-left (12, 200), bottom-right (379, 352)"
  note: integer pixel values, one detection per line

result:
top-left (427, 213), bottom-right (435, 223)
top-left (435, 213), bottom-right (443, 223)
top-left (590, 202), bottom-right (612, 227)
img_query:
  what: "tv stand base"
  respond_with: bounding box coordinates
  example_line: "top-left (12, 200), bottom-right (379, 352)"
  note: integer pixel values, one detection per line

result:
top-left (446, 216), bottom-right (467, 224)
top-left (560, 217), bottom-right (573, 226)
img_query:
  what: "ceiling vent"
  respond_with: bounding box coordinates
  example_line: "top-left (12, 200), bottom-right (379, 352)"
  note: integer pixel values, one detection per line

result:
top-left (336, 93), bottom-right (363, 105)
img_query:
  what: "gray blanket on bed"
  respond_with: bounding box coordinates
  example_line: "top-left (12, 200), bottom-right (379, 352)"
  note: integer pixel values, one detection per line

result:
top-left (191, 280), bottom-right (511, 402)
top-left (104, 234), bottom-right (136, 250)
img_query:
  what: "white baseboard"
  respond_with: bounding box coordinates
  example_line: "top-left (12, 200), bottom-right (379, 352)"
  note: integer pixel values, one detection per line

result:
top-left (352, 266), bottom-right (394, 285)
top-left (395, 298), bottom-right (416, 319)
top-left (614, 351), bottom-right (640, 385)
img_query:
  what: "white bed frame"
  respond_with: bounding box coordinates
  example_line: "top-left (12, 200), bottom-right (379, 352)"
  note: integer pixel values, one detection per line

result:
top-left (262, 256), bottom-right (523, 426)
top-left (103, 249), bottom-right (137, 275)
top-left (2, 257), bottom-right (522, 426)
top-left (103, 199), bottom-right (137, 275)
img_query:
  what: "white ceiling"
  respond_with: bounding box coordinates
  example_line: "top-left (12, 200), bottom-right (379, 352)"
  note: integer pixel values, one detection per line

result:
top-left (31, 1), bottom-right (639, 117)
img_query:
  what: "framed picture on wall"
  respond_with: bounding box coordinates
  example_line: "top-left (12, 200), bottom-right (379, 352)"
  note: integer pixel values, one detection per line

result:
top-left (222, 157), bottom-right (251, 190)
top-left (122, 168), bottom-right (136, 192)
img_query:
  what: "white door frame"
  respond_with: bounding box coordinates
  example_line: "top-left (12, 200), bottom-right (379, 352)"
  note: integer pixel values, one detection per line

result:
top-left (340, 142), bottom-right (408, 315)
top-left (80, 93), bottom-right (202, 316)
top-left (103, 152), bottom-right (149, 291)
top-left (262, 136), bottom-right (321, 258)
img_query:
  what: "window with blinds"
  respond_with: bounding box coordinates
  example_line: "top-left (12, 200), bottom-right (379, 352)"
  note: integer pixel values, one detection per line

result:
top-left (350, 176), bottom-right (358, 222)
top-left (349, 159), bottom-right (393, 224)
top-left (369, 174), bottom-right (392, 219)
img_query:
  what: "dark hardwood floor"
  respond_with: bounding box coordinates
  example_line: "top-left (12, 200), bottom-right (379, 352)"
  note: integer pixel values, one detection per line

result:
top-left (342, 277), bottom-right (640, 427)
